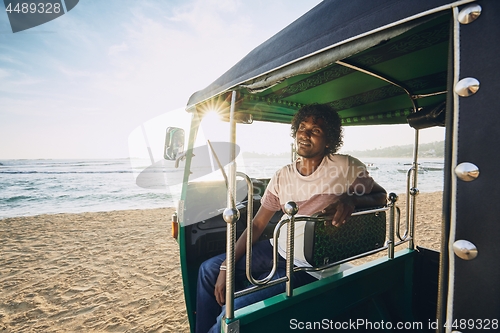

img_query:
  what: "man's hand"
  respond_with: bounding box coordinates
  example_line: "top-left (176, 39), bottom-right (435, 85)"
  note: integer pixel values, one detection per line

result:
top-left (214, 270), bottom-right (227, 306)
top-left (314, 194), bottom-right (355, 226)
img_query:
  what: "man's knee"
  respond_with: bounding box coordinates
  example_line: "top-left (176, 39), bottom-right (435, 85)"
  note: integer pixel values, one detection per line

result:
top-left (199, 255), bottom-right (224, 281)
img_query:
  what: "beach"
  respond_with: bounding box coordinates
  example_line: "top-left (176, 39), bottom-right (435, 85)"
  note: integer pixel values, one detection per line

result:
top-left (0, 191), bottom-right (443, 332)
top-left (0, 208), bottom-right (188, 332)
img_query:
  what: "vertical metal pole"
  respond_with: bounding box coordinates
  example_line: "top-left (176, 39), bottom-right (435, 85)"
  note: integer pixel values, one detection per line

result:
top-left (286, 217), bottom-right (295, 296)
top-left (443, 8), bottom-right (461, 333)
top-left (225, 91), bottom-right (238, 322)
top-left (388, 193), bottom-right (398, 259)
top-left (227, 91), bottom-right (237, 208)
top-left (409, 129), bottom-right (419, 250)
top-left (284, 202), bottom-right (298, 297)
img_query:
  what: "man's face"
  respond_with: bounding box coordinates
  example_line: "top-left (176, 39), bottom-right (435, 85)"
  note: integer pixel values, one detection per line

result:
top-left (295, 116), bottom-right (327, 159)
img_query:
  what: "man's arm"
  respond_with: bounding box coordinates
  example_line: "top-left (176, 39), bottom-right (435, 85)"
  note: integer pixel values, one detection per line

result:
top-left (320, 181), bottom-right (387, 226)
top-left (214, 205), bottom-right (277, 306)
top-left (349, 181), bottom-right (387, 208)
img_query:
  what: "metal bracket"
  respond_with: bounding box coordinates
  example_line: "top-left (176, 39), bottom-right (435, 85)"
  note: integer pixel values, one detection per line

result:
top-left (222, 318), bottom-right (240, 333)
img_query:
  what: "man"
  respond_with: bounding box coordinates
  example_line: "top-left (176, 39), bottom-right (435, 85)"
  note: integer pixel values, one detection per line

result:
top-left (196, 104), bottom-right (387, 333)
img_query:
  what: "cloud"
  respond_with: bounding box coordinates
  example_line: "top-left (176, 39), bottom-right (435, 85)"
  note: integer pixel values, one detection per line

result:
top-left (167, 0), bottom-right (250, 37)
top-left (56, 65), bottom-right (100, 78)
top-left (0, 55), bottom-right (25, 67)
top-left (0, 69), bottom-right (44, 93)
top-left (0, 68), bottom-right (10, 79)
top-left (89, 0), bottom-right (261, 112)
top-left (1, 0), bottom-right (325, 158)
top-left (108, 42), bottom-right (129, 56)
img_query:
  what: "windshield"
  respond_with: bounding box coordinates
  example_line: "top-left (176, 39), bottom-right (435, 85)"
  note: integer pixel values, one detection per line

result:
top-left (193, 114), bottom-right (293, 182)
top-left (190, 110), bottom-right (445, 194)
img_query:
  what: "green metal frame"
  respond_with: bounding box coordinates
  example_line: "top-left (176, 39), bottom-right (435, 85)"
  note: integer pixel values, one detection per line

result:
top-left (176, 7), bottom-right (455, 333)
top-left (233, 250), bottom-right (417, 332)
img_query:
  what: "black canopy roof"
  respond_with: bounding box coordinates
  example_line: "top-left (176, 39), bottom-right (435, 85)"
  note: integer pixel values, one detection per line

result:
top-left (187, 0), bottom-right (469, 125)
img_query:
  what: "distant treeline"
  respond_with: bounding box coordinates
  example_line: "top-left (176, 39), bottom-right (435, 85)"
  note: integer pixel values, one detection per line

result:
top-left (243, 140), bottom-right (445, 159)
top-left (243, 152), bottom-right (290, 159)
top-left (343, 140), bottom-right (444, 158)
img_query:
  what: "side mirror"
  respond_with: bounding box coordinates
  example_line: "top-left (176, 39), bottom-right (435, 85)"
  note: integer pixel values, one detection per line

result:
top-left (164, 127), bottom-right (185, 160)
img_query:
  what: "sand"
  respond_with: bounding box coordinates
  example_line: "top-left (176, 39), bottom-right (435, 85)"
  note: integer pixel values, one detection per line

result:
top-left (0, 208), bottom-right (187, 332)
top-left (0, 192), bottom-right (443, 332)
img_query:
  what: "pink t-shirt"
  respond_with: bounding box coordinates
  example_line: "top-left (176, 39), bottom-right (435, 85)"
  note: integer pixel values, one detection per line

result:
top-left (261, 154), bottom-right (375, 268)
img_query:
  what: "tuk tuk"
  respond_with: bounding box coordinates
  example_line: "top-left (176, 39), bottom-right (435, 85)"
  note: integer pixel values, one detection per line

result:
top-left (163, 0), bottom-right (500, 331)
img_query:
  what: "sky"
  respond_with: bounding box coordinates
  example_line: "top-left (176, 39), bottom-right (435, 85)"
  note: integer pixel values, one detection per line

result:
top-left (0, 0), bottom-right (444, 160)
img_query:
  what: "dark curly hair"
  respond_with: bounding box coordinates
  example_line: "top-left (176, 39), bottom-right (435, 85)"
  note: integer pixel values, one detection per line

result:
top-left (291, 103), bottom-right (343, 155)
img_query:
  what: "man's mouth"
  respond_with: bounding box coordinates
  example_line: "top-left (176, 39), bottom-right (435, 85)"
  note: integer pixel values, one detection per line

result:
top-left (297, 140), bottom-right (311, 148)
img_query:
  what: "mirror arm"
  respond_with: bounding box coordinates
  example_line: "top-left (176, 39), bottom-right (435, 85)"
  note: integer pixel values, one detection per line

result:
top-left (174, 152), bottom-right (188, 168)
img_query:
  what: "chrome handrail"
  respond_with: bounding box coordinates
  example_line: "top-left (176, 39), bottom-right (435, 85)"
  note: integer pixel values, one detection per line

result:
top-left (235, 203), bottom-right (395, 298)
top-left (284, 202), bottom-right (298, 296)
top-left (245, 200), bottom-right (282, 284)
top-left (296, 245), bottom-right (389, 273)
top-left (224, 91), bottom-right (238, 322)
top-left (395, 205), bottom-right (406, 241)
top-left (238, 172), bottom-right (295, 287)
top-left (387, 193), bottom-right (398, 259)
top-left (408, 129), bottom-right (420, 250)
top-left (405, 164), bottom-right (419, 250)
top-left (236, 214), bottom-right (321, 299)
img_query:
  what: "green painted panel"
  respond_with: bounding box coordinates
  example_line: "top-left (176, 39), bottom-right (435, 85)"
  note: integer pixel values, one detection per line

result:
top-left (233, 250), bottom-right (417, 332)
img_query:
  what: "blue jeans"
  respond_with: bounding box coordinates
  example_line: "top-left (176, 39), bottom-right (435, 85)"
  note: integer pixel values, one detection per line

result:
top-left (195, 240), bottom-right (317, 333)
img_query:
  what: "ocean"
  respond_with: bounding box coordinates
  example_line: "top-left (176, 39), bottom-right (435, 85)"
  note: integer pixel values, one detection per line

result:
top-left (0, 157), bottom-right (444, 219)
top-left (0, 159), bottom-right (175, 219)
